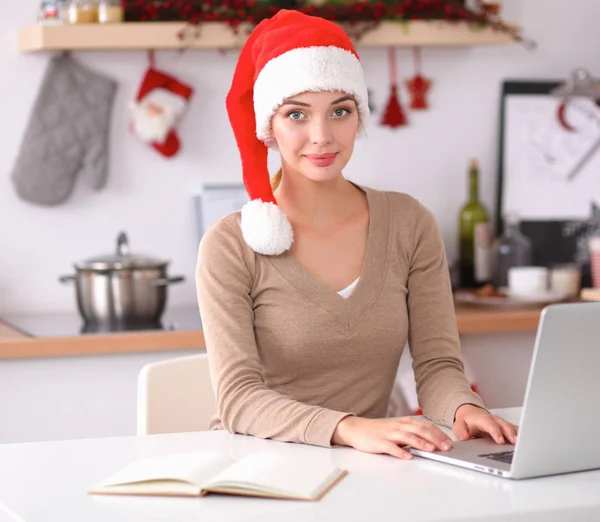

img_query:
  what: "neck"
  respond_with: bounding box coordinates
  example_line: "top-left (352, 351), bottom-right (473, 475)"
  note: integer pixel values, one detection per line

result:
top-left (469, 169), bottom-right (479, 203)
top-left (274, 169), bottom-right (362, 229)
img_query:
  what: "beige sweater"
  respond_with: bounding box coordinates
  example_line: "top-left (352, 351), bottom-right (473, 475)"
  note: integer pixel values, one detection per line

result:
top-left (196, 185), bottom-right (486, 448)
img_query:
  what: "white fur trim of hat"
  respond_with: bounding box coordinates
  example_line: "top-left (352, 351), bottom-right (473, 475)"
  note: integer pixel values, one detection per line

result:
top-left (253, 46), bottom-right (370, 146)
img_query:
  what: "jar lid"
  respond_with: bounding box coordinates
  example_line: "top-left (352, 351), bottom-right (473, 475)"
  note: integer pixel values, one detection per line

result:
top-left (75, 232), bottom-right (168, 270)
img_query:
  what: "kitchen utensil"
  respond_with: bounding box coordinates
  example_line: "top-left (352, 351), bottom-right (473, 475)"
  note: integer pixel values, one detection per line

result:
top-left (59, 231), bottom-right (184, 327)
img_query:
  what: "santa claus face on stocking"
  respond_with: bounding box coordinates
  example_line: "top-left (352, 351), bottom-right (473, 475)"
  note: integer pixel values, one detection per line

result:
top-left (129, 67), bottom-right (194, 158)
top-left (269, 90), bottom-right (360, 184)
top-left (130, 88), bottom-right (187, 144)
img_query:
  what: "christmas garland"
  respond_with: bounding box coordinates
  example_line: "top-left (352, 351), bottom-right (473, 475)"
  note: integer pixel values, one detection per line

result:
top-left (122, 0), bottom-right (533, 48)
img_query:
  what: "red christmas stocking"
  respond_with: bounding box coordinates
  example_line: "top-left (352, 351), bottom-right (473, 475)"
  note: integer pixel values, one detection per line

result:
top-left (380, 47), bottom-right (408, 128)
top-left (129, 58), bottom-right (194, 158)
top-left (406, 47), bottom-right (432, 110)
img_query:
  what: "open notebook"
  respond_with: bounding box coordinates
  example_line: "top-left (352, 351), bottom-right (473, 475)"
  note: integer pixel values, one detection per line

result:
top-left (89, 451), bottom-right (347, 501)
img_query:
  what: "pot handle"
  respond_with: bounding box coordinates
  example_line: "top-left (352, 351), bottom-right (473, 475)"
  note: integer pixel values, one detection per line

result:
top-left (152, 276), bottom-right (185, 286)
top-left (59, 275), bottom-right (76, 285)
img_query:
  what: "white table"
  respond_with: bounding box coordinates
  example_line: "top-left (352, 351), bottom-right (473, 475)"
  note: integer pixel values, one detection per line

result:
top-left (1, 407), bottom-right (599, 522)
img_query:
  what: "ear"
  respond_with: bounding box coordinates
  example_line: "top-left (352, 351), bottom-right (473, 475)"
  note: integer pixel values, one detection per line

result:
top-left (263, 128), bottom-right (279, 150)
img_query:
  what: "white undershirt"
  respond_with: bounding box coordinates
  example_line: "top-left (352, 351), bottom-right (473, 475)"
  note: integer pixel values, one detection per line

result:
top-left (337, 277), bottom-right (360, 299)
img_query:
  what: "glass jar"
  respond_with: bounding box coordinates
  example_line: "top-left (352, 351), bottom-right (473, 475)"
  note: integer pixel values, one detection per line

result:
top-left (38, 0), bottom-right (68, 24)
top-left (66, 0), bottom-right (98, 24)
top-left (492, 213), bottom-right (533, 288)
top-left (98, 0), bottom-right (123, 23)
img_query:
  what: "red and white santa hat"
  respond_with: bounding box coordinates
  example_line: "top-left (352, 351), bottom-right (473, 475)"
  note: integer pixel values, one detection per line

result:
top-left (226, 9), bottom-right (370, 256)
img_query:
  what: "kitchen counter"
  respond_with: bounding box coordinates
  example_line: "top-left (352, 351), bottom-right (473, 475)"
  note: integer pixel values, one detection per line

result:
top-left (0, 306), bottom-right (205, 359)
top-left (0, 303), bottom-right (545, 360)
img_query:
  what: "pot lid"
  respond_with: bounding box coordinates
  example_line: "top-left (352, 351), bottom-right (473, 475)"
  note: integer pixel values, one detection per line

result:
top-left (75, 232), bottom-right (168, 270)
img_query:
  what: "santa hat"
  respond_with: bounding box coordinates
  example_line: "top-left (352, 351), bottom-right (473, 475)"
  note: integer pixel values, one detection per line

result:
top-left (226, 9), bottom-right (370, 256)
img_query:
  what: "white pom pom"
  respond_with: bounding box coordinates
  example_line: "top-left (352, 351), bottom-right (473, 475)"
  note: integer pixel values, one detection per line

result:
top-left (241, 200), bottom-right (293, 256)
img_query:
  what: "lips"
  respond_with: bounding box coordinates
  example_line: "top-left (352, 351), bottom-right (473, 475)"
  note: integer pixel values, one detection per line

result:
top-left (305, 153), bottom-right (337, 167)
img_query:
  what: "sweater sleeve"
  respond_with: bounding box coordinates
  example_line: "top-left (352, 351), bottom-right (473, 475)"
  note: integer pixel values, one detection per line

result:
top-left (195, 218), bottom-right (353, 447)
top-left (406, 204), bottom-right (488, 427)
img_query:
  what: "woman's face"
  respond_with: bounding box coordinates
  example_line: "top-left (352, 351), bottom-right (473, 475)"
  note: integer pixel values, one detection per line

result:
top-left (270, 90), bottom-right (360, 183)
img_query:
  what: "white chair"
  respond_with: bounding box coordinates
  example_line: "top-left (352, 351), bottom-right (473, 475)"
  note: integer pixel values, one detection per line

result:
top-left (137, 353), bottom-right (217, 435)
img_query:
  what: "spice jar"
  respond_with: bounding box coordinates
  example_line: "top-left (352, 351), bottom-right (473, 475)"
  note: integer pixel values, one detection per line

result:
top-left (66, 0), bottom-right (98, 24)
top-left (98, 0), bottom-right (124, 23)
top-left (38, 0), bottom-right (67, 24)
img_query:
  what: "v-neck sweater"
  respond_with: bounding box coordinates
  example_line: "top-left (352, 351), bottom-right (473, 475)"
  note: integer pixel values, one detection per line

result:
top-left (195, 185), bottom-right (486, 448)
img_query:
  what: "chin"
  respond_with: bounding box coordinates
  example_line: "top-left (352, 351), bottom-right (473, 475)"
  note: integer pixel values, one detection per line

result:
top-left (301, 168), bottom-right (341, 183)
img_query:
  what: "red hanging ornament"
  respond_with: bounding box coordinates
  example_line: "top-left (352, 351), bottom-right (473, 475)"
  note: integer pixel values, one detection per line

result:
top-left (380, 47), bottom-right (408, 128)
top-left (405, 47), bottom-right (432, 110)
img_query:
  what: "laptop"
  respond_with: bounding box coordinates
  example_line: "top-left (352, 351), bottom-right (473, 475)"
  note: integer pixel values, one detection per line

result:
top-left (409, 301), bottom-right (600, 479)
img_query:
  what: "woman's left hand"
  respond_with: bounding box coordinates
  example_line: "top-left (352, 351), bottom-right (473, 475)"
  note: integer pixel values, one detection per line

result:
top-left (452, 404), bottom-right (518, 445)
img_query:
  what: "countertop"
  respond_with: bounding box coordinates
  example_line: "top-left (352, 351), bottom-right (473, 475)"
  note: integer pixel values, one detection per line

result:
top-left (0, 306), bottom-right (205, 359)
top-left (0, 302), bottom-right (545, 360)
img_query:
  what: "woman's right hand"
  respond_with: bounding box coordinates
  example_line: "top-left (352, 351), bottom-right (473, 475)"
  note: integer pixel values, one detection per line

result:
top-left (331, 416), bottom-right (454, 460)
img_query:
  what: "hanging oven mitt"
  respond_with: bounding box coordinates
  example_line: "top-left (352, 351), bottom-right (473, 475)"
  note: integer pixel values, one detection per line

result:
top-left (11, 53), bottom-right (117, 206)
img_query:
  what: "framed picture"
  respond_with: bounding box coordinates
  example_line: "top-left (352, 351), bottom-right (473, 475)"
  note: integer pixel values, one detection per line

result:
top-left (193, 183), bottom-right (249, 242)
top-left (496, 80), bottom-right (600, 287)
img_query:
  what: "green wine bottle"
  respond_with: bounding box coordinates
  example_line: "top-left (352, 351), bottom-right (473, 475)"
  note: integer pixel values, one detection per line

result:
top-left (459, 159), bottom-right (492, 288)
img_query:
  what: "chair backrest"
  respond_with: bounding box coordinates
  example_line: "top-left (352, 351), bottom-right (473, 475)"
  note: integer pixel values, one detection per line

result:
top-left (137, 352), bottom-right (217, 435)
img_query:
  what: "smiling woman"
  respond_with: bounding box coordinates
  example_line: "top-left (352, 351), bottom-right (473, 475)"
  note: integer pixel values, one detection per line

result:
top-left (195, 9), bottom-right (518, 461)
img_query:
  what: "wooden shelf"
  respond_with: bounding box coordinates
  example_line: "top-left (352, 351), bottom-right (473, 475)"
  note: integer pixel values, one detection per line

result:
top-left (18, 20), bottom-right (515, 53)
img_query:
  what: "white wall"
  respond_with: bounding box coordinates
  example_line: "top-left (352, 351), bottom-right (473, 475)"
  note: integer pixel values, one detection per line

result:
top-left (1, 0), bottom-right (599, 314)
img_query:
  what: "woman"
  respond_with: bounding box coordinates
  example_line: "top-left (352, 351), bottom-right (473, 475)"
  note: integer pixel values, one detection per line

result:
top-left (196, 9), bottom-right (518, 460)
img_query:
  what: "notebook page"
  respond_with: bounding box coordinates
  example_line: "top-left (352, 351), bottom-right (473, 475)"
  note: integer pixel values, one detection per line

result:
top-left (206, 452), bottom-right (341, 498)
top-left (97, 452), bottom-right (234, 489)
top-left (94, 480), bottom-right (200, 496)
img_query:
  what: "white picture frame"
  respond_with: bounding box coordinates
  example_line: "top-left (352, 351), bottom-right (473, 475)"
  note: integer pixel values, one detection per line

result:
top-left (193, 183), bottom-right (249, 242)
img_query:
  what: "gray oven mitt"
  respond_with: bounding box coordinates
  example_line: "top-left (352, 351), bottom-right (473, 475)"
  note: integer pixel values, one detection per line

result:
top-left (11, 53), bottom-right (117, 206)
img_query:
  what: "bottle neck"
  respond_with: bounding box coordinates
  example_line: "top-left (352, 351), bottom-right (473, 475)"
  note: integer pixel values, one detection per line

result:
top-left (504, 220), bottom-right (520, 236)
top-left (468, 168), bottom-right (479, 203)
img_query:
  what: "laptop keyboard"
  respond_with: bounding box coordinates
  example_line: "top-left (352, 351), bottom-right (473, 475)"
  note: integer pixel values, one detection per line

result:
top-left (479, 451), bottom-right (514, 464)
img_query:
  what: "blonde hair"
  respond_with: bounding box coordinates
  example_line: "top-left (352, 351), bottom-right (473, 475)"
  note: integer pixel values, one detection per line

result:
top-left (271, 167), bottom-right (283, 191)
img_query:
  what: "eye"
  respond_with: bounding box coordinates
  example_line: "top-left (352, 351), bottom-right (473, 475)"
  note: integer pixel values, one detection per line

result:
top-left (332, 107), bottom-right (351, 117)
top-left (286, 110), bottom-right (306, 120)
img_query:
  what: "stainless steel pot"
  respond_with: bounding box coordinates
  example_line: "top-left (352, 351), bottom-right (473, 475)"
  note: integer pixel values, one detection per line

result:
top-left (59, 232), bottom-right (185, 326)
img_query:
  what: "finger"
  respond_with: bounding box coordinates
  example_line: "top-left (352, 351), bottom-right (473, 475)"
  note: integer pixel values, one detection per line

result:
top-left (400, 420), bottom-right (454, 450)
top-left (381, 442), bottom-right (413, 460)
top-left (388, 431), bottom-right (437, 452)
top-left (480, 419), bottom-right (505, 444)
top-left (452, 419), bottom-right (471, 441)
top-left (404, 424), bottom-right (453, 450)
top-left (496, 419), bottom-right (518, 444)
top-left (493, 416), bottom-right (519, 434)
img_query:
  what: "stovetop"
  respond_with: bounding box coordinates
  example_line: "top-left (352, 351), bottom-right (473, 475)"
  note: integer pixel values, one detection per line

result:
top-left (1, 306), bottom-right (203, 338)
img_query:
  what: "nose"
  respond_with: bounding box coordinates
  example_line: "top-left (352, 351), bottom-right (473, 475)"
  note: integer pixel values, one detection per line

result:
top-left (309, 116), bottom-right (333, 146)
